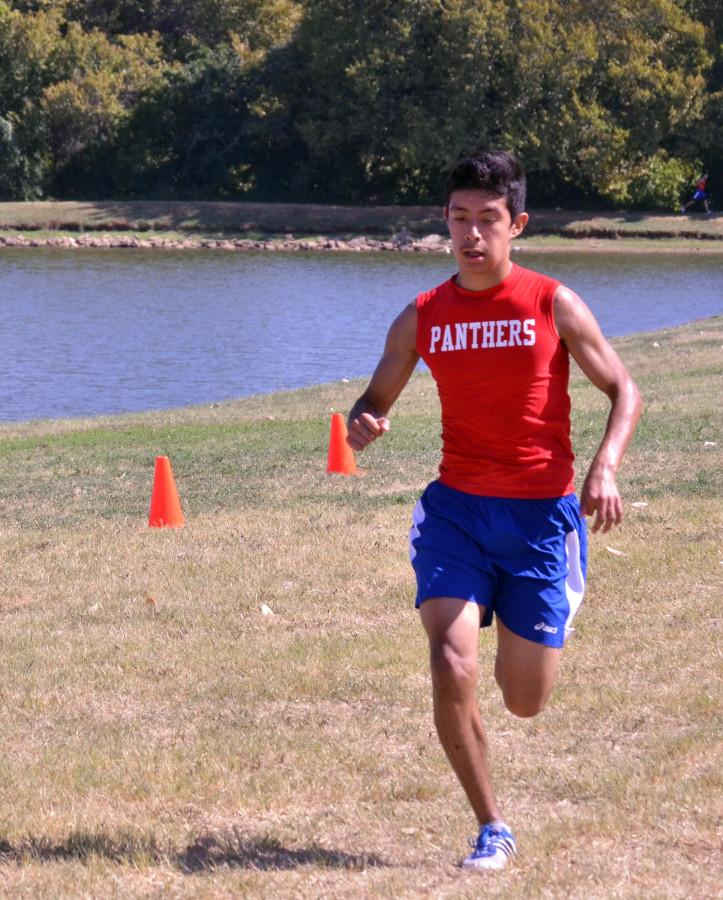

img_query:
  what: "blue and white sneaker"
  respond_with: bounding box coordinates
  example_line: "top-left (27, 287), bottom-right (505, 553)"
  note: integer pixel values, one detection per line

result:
top-left (461, 821), bottom-right (516, 871)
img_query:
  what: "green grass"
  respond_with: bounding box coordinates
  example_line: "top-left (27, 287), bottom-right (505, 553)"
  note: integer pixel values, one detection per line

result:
top-left (0, 199), bottom-right (721, 245)
top-left (0, 316), bottom-right (720, 897)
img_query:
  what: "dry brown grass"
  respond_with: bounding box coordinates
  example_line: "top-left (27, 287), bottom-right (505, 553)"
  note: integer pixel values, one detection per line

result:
top-left (0, 317), bottom-right (720, 897)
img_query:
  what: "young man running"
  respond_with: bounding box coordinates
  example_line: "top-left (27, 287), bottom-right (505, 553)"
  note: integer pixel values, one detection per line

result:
top-left (682, 173), bottom-right (711, 214)
top-left (347, 151), bottom-right (642, 871)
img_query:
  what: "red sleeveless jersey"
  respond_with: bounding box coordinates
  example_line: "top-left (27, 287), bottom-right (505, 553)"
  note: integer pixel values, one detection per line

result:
top-left (416, 264), bottom-right (575, 498)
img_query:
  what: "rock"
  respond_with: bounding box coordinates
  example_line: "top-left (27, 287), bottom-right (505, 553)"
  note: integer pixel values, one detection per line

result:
top-left (393, 227), bottom-right (412, 246)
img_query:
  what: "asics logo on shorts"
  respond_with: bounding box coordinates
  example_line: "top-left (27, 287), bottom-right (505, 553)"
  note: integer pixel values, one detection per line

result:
top-left (534, 622), bottom-right (558, 634)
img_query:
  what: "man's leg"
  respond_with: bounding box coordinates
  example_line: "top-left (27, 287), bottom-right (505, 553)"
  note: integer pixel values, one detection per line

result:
top-left (494, 617), bottom-right (562, 718)
top-left (419, 597), bottom-right (500, 825)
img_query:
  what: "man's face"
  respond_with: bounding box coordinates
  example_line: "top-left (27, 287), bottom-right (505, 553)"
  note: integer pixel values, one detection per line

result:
top-left (444, 190), bottom-right (527, 286)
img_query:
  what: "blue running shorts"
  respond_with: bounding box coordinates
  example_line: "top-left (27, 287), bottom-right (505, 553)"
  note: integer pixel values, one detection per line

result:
top-left (409, 481), bottom-right (587, 649)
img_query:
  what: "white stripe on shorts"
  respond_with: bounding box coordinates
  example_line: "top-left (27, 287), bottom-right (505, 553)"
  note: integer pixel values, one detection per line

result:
top-left (409, 498), bottom-right (426, 562)
top-left (564, 528), bottom-right (585, 637)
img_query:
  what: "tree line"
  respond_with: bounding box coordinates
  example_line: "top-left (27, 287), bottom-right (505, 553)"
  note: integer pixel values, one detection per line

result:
top-left (1, 0), bottom-right (721, 209)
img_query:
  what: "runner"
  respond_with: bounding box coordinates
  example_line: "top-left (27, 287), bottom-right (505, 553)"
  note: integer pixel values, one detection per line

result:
top-left (682, 173), bottom-right (711, 214)
top-left (347, 150), bottom-right (642, 871)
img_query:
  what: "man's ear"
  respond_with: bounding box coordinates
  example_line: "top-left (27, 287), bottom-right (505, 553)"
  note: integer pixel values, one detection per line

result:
top-left (443, 206), bottom-right (450, 223)
top-left (511, 212), bottom-right (529, 238)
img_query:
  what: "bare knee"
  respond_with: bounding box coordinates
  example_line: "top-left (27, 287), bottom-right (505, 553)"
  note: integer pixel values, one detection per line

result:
top-left (429, 638), bottom-right (478, 701)
top-left (502, 690), bottom-right (548, 718)
top-left (498, 676), bottom-right (551, 717)
top-left (495, 661), bottom-right (550, 717)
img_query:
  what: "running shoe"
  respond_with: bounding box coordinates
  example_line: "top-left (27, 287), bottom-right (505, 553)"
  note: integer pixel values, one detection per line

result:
top-left (461, 821), bottom-right (516, 871)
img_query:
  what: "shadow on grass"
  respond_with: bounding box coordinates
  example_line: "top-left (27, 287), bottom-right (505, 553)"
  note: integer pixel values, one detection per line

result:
top-left (0, 830), bottom-right (165, 866)
top-left (177, 832), bottom-right (387, 873)
top-left (0, 828), bottom-right (388, 873)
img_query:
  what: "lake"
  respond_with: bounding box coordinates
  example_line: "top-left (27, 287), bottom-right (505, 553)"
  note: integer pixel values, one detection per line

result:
top-left (1, 248), bottom-right (721, 422)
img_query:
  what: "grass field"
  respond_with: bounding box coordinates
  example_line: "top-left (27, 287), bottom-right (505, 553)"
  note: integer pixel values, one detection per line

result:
top-left (0, 316), bottom-right (721, 898)
top-left (0, 200), bottom-right (722, 251)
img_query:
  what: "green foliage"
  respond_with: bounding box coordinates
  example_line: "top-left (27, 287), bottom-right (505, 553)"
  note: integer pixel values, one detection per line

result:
top-left (0, 2), bottom-right (62, 196)
top-left (625, 151), bottom-right (701, 209)
top-left (0, 114), bottom-right (46, 198)
top-left (41, 29), bottom-right (167, 169)
top-left (109, 43), bottom-right (258, 197)
top-left (291, 0), bottom-right (510, 202)
top-left (0, 0), bottom-right (720, 206)
top-left (497, 0), bottom-right (712, 206)
top-left (60, 0), bottom-right (303, 56)
top-left (277, 0), bottom-right (716, 206)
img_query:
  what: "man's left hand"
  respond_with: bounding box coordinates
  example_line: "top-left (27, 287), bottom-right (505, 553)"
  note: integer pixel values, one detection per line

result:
top-left (580, 465), bottom-right (623, 533)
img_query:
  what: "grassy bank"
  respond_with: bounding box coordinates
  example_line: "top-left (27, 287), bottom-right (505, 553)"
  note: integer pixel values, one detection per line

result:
top-left (0, 200), bottom-right (722, 253)
top-left (0, 317), bottom-right (721, 897)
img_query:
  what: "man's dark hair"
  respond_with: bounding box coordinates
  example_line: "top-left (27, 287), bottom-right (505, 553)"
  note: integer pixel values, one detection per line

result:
top-left (445, 151), bottom-right (527, 220)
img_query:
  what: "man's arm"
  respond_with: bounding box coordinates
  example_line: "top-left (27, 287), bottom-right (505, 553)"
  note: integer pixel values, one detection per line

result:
top-left (554, 286), bottom-right (642, 533)
top-left (347, 302), bottom-right (420, 451)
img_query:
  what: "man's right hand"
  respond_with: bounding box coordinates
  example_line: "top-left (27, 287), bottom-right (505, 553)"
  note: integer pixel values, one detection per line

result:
top-left (345, 301), bottom-right (419, 453)
top-left (347, 412), bottom-right (390, 451)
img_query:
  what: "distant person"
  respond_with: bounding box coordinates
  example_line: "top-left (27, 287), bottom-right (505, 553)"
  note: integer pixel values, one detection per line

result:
top-left (347, 151), bottom-right (642, 871)
top-left (682, 173), bottom-right (711, 214)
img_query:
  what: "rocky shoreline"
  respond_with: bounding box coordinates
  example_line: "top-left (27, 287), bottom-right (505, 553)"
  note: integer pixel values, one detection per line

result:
top-left (0, 231), bottom-right (452, 253)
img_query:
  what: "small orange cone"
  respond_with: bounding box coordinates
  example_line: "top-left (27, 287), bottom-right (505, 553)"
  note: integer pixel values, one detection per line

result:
top-left (148, 456), bottom-right (185, 527)
top-left (327, 413), bottom-right (358, 475)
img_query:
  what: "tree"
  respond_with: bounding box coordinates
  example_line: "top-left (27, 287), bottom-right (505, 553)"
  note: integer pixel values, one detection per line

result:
top-left (680, 0), bottom-right (723, 185)
top-left (39, 27), bottom-right (167, 194)
top-left (110, 38), bottom-right (280, 198)
top-left (0, 2), bottom-right (66, 196)
top-left (286, 0), bottom-right (712, 207)
top-left (59, 0), bottom-right (302, 57)
top-left (291, 0), bottom-right (513, 202)
top-left (0, 0), bottom-right (718, 206)
top-left (435, 0), bottom-right (710, 207)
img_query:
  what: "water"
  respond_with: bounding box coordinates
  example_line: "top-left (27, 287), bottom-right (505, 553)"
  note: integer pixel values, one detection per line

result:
top-left (0, 248), bottom-right (721, 422)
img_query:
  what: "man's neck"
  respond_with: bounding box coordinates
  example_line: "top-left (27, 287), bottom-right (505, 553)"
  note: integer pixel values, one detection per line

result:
top-left (455, 258), bottom-right (513, 292)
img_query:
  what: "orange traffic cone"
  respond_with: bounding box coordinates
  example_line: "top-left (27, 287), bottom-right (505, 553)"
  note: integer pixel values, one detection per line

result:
top-left (148, 456), bottom-right (185, 527)
top-left (327, 412), bottom-right (358, 475)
